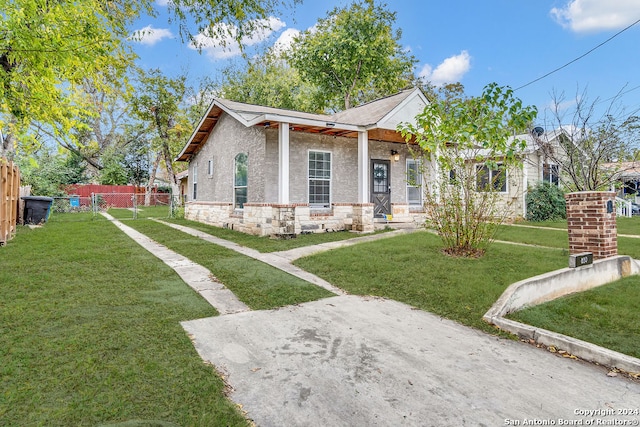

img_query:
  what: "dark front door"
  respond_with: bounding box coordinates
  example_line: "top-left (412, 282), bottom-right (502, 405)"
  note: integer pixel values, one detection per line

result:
top-left (371, 159), bottom-right (391, 218)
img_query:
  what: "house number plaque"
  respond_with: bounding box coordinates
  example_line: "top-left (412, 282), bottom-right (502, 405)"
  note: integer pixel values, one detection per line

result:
top-left (569, 252), bottom-right (593, 268)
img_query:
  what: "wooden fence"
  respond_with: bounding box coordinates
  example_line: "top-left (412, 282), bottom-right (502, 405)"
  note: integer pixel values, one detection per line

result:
top-left (1, 158), bottom-right (20, 245)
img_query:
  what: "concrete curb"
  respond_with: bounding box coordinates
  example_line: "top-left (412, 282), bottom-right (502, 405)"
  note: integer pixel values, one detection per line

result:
top-left (484, 255), bottom-right (640, 374)
top-left (102, 213), bottom-right (249, 315)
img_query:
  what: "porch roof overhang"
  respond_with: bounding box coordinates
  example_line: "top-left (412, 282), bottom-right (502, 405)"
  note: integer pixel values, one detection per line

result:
top-left (176, 90), bottom-right (423, 162)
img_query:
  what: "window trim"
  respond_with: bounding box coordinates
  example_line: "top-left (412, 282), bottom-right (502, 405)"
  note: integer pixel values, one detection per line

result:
top-left (192, 162), bottom-right (198, 200)
top-left (207, 159), bottom-right (214, 177)
top-left (476, 162), bottom-right (508, 193)
top-left (308, 150), bottom-right (332, 209)
top-left (406, 158), bottom-right (422, 206)
top-left (234, 153), bottom-right (248, 210)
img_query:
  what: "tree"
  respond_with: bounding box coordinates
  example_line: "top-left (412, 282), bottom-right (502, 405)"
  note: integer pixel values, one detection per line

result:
top-left (534, 88), bottom-right (640, 192)
top-left (130, 69), bottom-right (189, 204)
top-left (218, 55), bottom-right (325, 112)
top-left (288, 0), bottom-right (415, 110)
top-left (0, 0), bottom-right (150, 156)
top-left (17, 150), bottom-right (89, 196)
top-left (399, 83), bottom-right (537, 257)
top-left (1, 0), bottom-right (300, 156)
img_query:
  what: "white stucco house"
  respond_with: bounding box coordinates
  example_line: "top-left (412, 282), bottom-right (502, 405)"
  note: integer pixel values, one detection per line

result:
top-left (176, 88), bottom-right (431, 236)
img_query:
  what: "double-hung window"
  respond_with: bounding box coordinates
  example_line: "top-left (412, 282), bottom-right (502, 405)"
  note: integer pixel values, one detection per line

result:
top-left (476, 163), bottom-right (507, 193)
top-left (543, 163), bottom-right (559, 186)
top-left (406, 159), bottom-right (422, 206)
top-left (308, 151), bottom-right (331, 208)
top-left (234, 153), bottom-right (248, 209)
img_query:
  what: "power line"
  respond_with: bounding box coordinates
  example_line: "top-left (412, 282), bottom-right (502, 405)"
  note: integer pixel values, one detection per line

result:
top-left (514, 18), bottom-right (640, 91)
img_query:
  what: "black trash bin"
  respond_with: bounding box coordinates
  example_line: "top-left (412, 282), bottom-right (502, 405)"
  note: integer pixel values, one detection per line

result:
top-left (21, 196), bottom-right (54, 224)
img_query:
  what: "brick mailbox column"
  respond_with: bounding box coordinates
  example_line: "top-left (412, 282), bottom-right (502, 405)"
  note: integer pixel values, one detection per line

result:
top-left (565, 191), bottom-right (617, 260)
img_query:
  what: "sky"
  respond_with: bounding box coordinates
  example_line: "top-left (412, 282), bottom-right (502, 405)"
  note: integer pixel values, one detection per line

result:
top-left (129, 0), bottom-right (640, 127)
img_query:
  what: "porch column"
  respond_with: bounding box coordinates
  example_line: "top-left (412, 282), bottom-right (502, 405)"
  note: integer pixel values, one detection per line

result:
top-left (357, 131), bottom-right (369, 203)
top-left (278, 122), bottom-right (290, 204)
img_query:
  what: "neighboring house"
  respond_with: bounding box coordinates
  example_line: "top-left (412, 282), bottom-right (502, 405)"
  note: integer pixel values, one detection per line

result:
top-left (469, 128), bottom-right (569, 220)
top-left (176, 170), bottom-right (188, 203)
top-left (176, 88), bottom-right (430, 236)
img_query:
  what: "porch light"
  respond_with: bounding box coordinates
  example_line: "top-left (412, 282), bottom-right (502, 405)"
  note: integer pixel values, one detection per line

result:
top-left (390, 149), bottom-right (400, 162)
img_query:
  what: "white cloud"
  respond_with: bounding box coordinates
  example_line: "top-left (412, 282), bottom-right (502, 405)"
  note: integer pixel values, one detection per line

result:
top-left (551, 0), bottom-right (640, 33)
top-left (190, 17), bottom-right (287, 60)
top-left (131, 25), bottom-right (173, 46)
top-left (271, 28), bottom-right (300, 55)
top-left (419, 51), bottom-right (471, 87)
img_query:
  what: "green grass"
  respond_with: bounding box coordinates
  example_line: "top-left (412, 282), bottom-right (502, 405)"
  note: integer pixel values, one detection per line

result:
top-left (498, 221), bottom-right (640, 260)
top-left (0, 213), bottom-right (248, 426)
top-left (122, 220), bottom-right (334, 310)
top-left (508, 276), bottom-right (640, 358)
top-left (517, 216), bottom-right (640, 236)
top-left (617, 216), bottom-right (640, 236)
top-left (162, 217), bottom-right (391, 253)
top-left (294, 232), bottom-right (568, 334)
top-left (495, 224), bottom-right (569, 248)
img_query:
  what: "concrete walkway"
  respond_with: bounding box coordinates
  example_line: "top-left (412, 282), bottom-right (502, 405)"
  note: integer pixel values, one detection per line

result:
top-left (102, 213), bottom-right (249, 315)
top-left (108, 217), bottom-right (640, 426)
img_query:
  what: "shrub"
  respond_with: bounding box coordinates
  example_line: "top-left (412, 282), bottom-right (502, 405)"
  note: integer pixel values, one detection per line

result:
top-left (526, 182), bottom-right (566, 221)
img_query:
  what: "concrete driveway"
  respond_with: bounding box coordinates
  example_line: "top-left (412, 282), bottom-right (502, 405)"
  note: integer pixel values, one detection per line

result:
top-left (182, 295), bottom-right (640, 427)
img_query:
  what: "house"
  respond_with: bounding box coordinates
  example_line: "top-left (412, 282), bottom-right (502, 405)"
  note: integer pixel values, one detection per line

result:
top-left (459, 128), bottom-right (570, 221)
top-left (176, 88), bottom-right (430, 236)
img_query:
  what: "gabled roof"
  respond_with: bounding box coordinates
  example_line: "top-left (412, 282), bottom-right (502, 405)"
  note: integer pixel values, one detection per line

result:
top-left (176, 88), bottom-right (427, 161)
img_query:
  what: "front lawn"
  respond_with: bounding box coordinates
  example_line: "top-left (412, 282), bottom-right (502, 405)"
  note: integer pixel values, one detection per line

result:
top-left (508, 276), bottom-right (640, 359)
top-left (294, 232), bottom-right (568, 334)
top-left (0, 214), bottom-right (248, 426)
top-left (162, 217), bottom-right (391, 253)
top-left (122, 220), bottom-right (334, 310)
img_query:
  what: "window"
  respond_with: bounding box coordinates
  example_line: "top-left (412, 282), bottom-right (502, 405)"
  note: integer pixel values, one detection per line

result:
top-left (406, 159), bottom-right (422, 206)
top-left (234, 153), bottom-right (248, 209)
top-left (208, 159), bottom-right (214, 176)
top-left (308, 151), bottom-right (331, 208)
top-left (192, 162), bottom-right (198, 200)
top-left (543, 163), bottom-right (559, 186)
top-left (476, 163), bottom-right (507, 192)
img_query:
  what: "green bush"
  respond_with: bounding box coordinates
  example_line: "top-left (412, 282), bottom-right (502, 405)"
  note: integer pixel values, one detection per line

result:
top-left (526, 182), bottom-right (566, 221)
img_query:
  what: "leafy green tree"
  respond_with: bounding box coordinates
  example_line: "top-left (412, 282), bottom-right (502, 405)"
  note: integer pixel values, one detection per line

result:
top-left (17, 150), bottom-right (89, 196)
top-left (98, 151), bottom-right (129, 185)
top-left (0, 0), bottom-right (149, 155)
top-left (130, 69), bottom-right (190, 202)
top-left (288, 0), bottom-right (415, 110)
top-left (400, 83), bottom-right (537, 257)
top-left (219, 55), bottom-right (325, 112)
top-left (1, 0), bottom-right (300, 156)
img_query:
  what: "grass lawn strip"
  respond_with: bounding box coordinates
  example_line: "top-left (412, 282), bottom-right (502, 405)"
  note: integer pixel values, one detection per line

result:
top-left (163, 217), bottom-right (392, 253)
top-left (294, 232), bottom-right (568, 335)
top-left (508, 276), bottom-right (640, 359)
top-left (0, 213), bottom-right (248, 426)
top-left (121, 220), bottom-right (334, 310)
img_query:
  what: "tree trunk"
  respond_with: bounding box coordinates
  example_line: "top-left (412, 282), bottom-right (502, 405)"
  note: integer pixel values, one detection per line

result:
top-left (145, 152), bottom-right (161, 206)
top-left (0, 122), bottom-right (16, 159)
top-left (161, 140), bottom-right (180, 204)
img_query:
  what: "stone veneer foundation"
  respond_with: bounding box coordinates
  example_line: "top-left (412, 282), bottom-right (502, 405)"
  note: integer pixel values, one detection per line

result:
top-left (565, 191), bottom-right (617, 260)
top-left (185, 202), bottom-right (376, 236)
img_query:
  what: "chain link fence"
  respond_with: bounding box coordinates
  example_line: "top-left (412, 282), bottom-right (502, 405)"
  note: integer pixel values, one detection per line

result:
top-left (48, 192), bottom-right (182, 222)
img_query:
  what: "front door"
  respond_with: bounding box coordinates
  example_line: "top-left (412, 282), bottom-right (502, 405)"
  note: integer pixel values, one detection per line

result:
top-left (371, 159), bottom-right (391, 218)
